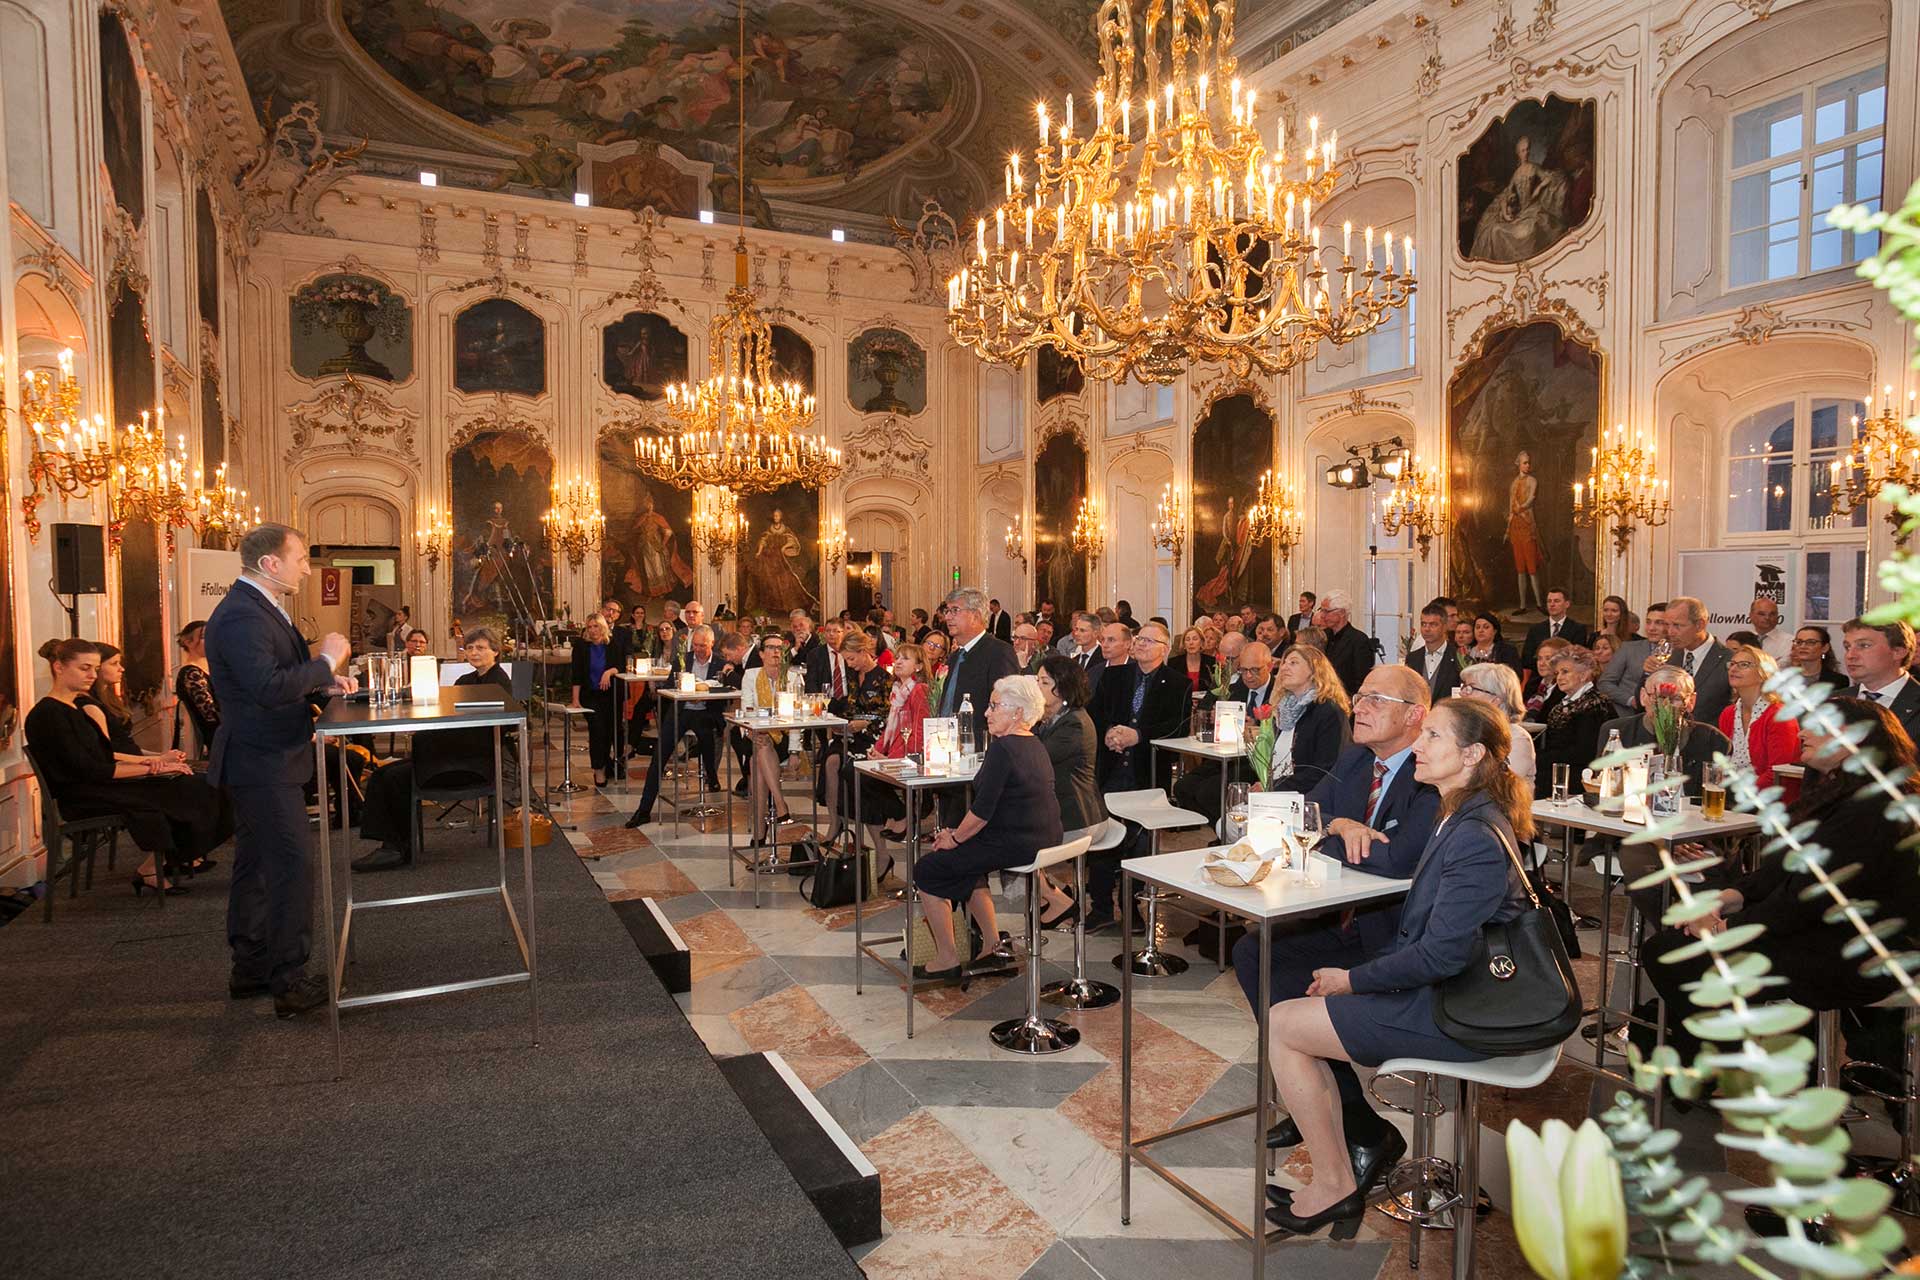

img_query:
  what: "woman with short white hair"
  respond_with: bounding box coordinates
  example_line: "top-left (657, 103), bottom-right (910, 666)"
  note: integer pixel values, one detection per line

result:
top-left (1455, 661), bottom-right (1537, 784)
top-left (913, 675), bottom-right (1061, 985)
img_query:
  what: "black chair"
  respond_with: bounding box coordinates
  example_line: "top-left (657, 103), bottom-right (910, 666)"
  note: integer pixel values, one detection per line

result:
top-left (24, 746), bottom-right (128, 922)
top-left (412, 772), bottom-right (498, 862)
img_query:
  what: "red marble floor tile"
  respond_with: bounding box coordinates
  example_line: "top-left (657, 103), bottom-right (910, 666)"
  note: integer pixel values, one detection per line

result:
top-left (727, 986), bottom-right (869, 1087)
top-left (603, 860), bottom-right (698, 902)
top-left (676, 909), bottom-right (762, 983)
top-left (1060, 1058), bottom-right (1234, 1154)
top-left (862, 1109), bottom-right (1054, 1250)
top-left (573, 826), bottom-right (654, 858)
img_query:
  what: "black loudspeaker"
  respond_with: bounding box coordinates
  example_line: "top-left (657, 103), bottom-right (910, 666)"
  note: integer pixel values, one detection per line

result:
top-left (53, 523), bottom-right (108, 596)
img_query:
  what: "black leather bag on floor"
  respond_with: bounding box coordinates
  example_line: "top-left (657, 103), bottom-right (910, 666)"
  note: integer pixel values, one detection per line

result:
top-left (801, 843), bottom-right (860, 909)
top-left (1433, 821), bottom-right (1583, 1055)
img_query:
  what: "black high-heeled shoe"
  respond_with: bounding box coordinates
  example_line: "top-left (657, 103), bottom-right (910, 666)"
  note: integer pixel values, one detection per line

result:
top-left (1263, 1186), bottom-right (1367, 1238)
top-left (1041, 897), bottom-right (1080, 930)
top-left (909, 962), bottom-right (970, 989)
top-left (624, 809), bottom-right (651, 829)
top-left (131, 873), bottom-right (188, 897)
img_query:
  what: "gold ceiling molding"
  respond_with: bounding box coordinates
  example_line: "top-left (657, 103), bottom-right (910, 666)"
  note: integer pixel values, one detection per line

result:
top-left (1036, 413), bottom-right (1089, 450)
top-left (889, 199), bottom-right (964, 309)
top-left (284, 376), bottom-right (417, 465)
top-left (443, 271), bottom-right (554, 305)
top-left (448, 398), bottom-right (550, 453)
top-left (1448, 261), bottom-right (1607, 362)
top-left (238, 101), bottom-right (367, 245)
top-left (1657, 298), bottom-right (1876, 368)
top-left (1440, 45), bottom-right (1631, 139)
top-left (16, 239), bottom-right (90, 306)
top-left (1656, 0), bottom-right (1782, 74)
top-left (597, 407), bottom-right (673, 443)
top-left (1193, 376), bottom-right (1278, 430)
top-left (1416, 20), bottom-right (1445, 99)
top-left (1314, 389), bottom-right (1412, 425)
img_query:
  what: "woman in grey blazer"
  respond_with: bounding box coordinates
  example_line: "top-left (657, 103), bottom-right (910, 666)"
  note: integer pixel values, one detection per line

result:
top-left (1259, 698), bottom-right (1532, 1236)
top-left (1033, 654), bottom-right (1106, 928)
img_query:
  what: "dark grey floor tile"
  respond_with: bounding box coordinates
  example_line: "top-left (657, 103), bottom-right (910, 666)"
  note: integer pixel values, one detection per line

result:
top-left (811, 1059), bottom-right (920, 1146)
top-left (880, 1056), bottom-right (1106, 1109)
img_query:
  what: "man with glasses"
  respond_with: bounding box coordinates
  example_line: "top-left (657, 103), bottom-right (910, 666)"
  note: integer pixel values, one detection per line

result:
top-left (930, 587), bottom-right (1019, 823)
top-left (1174, 641), bottom-right (1277, 823)
top-left (1012, 621), bottom-right (1043, 673)
top-left (1085, 620), bottom-right (1190, 932)
top-left (1318, 588), bottom-right (1376, 696)
top-left (1404, 601), bottom-right (1461, 700)
top-left (1232, 664), bottom-right (1438, 1184)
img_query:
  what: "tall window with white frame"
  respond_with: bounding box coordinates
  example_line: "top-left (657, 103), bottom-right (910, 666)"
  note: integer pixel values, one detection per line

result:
top-left (1724, 394), bottom-right (1869, 626)
top-left (1728, 64), bottom-right (1886, 289)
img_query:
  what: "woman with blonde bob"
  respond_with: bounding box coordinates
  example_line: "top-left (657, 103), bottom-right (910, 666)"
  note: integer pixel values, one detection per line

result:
top-left (1263, 644), bottom-right (1352, 794)
top-left (1261, 699), bottom-right (1534, 1235)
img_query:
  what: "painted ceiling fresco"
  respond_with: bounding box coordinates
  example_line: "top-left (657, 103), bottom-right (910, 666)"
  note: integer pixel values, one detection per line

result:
top-left (219, 0), bottom-right (1102, 229)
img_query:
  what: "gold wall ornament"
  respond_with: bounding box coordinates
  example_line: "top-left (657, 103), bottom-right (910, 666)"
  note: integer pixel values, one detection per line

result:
top-left (1070, 494), bottom-right (1106, 563)
top-left (542, 476), bottom-right (606, 568)
top-left (1380, 457), bottom-right (1450, 560)
top-left (819, 517), bottom-right (848, 571)
top-left (690, 484), bottom-right (749, 567)
top-left (1150, 482), bottom-right (1186, 565)
top-left (946, 0), bottom-right (1414, 385)
top-left (1246, 469), bottom-right (1305, 562)
top-left (1004, 520), bottom-right (1028, 569)
top-left (1574, 423), bottom-right (1671, 555)
top-left (1827, 385), bottom-right (1920, 532)
top-left (416, 502), bottom-right (453, 569)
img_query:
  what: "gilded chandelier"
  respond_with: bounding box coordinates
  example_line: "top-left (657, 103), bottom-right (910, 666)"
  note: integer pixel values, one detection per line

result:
top-left (21, 350), bottom-right (110, 539)
top-left (1381, 458), bottom-right (1448, 561)
top-left (416, 502), bottom-right (453, 570)
top-left (542, 476), bottom-right (606, 568)
top-left (192, 465), bottom-right (261, 551)
top-left (819, 517), bottom-right (848, 571)
top-left (946, 0), bottom-right (1414, 385)
top-left (110, 414), bottom-right (195, 552)
top-left (690, 484), bottom-right (749, 566)
top-left (1827, 385), bottom-right (1920, 529)
top-left (1150, 483), bottom-right (1186, 565)
top-left (1246, 469), bottom-right (1303, 562)
top-left (1070, 495), bottom-right (1107, 561)
top-left (1574, 423), bottom-right (1671, 554)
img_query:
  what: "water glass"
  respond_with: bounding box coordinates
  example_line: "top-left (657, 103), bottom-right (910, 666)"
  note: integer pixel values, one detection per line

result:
top-left (386, 659), bottom-right (403, 705)
top-left (367, 654), bottom-right (388, 707)
top-left (1192, 707), bottom-right (1213, 743)
top-left (1551, 762), bottom-right (1571, 805)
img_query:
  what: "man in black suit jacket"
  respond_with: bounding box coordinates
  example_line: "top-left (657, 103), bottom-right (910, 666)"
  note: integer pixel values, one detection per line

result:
top-left (1318, 589), bottom-right (1376, 696)
top-left (803, 619), bottom-right (849, 695)
top-left (985, 598), bottom-right (1014, 642)
top-left (1842, 616), bottom-right (1920, 742)
top-left (1520, 588), bottom-right (1593, 672)
top-left (1663, 596), bottom-right (1734, 728)
top-left (1085, 622), bottom-right (1191, 930)
top-left (627, 625), bottom-right (740, 824)
top-left (929, 588), bottom-right (1020, 824)
top-left (1286, 592), bottom-right (1317, 637)
top-left (1174, 641), bottom-right (1278, 822)
top-left (204, 524), bottom-right (353, 1018)
top-left (787, 610), bottom-right (821, 669)
top-left (1405, 603), bottom-right (1462, 701)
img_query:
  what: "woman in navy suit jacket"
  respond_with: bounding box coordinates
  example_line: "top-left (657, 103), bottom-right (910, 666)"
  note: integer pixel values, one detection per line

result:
top-left (1260, 698), bottom-right (1532, 1236)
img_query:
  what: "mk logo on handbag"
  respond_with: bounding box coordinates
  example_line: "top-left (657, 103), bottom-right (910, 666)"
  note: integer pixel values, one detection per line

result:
top-left (1488, 954), bottom-right (1518, 980)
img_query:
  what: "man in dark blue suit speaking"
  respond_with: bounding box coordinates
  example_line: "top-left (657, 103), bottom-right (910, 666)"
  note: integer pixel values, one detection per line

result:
top-left (204, 524), bottom-right (354, 1018)
top-left (1230, 663), bottom-right (1439, 1189)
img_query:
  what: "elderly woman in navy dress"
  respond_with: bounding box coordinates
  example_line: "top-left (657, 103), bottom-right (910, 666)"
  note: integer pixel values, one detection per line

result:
top-left (1260, 698), bottom-right (1533, 1235)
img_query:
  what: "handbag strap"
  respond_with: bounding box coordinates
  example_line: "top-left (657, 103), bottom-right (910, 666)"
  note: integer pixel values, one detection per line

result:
top-left (1465, 816), bottom-right (1542, 912)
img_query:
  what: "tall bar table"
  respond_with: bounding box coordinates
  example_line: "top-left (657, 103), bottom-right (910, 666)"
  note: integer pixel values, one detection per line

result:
top-left (657, 684), bottom-right (743, 835)
top-left (849, 756), bottom-right (979, 1039)
top-left (1149, 734), bottom-right (1245, 827)
top-left (1120, 845), bottom-right (1410, 1280)
top-left (313, 686), bottom-right (537, 1078)
top-left (723, 708), bottom-right (847, 907)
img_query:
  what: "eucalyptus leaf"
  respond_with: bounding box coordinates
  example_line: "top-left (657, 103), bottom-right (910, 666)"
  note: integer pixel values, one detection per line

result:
top-left (1755, 1234), bottom-right (1877, 1278)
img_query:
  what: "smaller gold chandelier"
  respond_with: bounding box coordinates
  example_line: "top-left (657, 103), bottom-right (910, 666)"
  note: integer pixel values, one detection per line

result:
top-left (1070, 495), bottom-right (1106, 562)
top-left (416, 502), bottom-right (454, 570)
top-left (690, 485), bottom-right (749, 567)
top-left (1827, 385), bottom-right (1920, 530)
top-left (21, 350), bottom-right (108, 540)
top-left (543, 476), bottom-right (606, 568)
top-left (110, 424), bottom-right (195, 553)
top-left (191, 464), bottom-right (260, 551)
top-left (1150, 483), bottom-right (1186, 566)
top-left (1246, 470), bottom-right (1304, 562)
top-left (1574, 423), bottom-right (1670, 554)
top-left (819, 518), bottom-right (848, 571)
top-left (1381, 458), bottom-right (1449, 561)
top-left (1003, 520), bottom-right (1028, 569)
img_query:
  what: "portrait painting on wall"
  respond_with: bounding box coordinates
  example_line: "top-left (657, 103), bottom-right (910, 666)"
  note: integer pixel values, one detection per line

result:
top-left (110, 291), bottom-right (165, 704)
top-left (453, 297), bottom-right (547, 395)
top-left (99, 13), bottom-right (145, 224)
top-left (1033, 431), bottom-right (1089, 614)
top-left (1037, 346), bottom-right (1085, 404)
top-left (1457, 95), bottom-right (1596, 265)
top-left (290, 273), bottom-right (414, 382)
top-left (195, 189), bottom-right (220, 333)
top-left (597, 430), bottom-right (695, 613)
top-left (448, 431), bottom-right (555, 629)
top-left (848, 327), bottom-right (927, 415)
top-left (602, 310), bottom-right (690, 401)
top-left (770, 324), bottom-right (815, 394)
top-left (1191, 392), bottom-right (1275, 618)
top-left (200, 374), bottom-right (225, 477)
top-left (738, 484), bottom-right (821, 619)
top-left (1447, 321), bottom-right (1600, 618)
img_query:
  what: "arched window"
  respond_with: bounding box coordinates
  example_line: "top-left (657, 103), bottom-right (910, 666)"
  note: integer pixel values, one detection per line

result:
top-left (1725, 395), bottom-right (1866, 536)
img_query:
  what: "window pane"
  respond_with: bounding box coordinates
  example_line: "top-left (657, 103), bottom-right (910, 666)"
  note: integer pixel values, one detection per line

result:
top-left (1859, 84), bottom-right (1886, 132)
top-left (1732, 403), bottom-right (1796, 457)
top-left (1805, 546), bottom-right (1870, 624)
top-left (1731, 170), bottom-right (1769, 232)
top-left (1812, 149), bottom-right (1846, 210)
top-left (1768, 238), bottom-right (1798, 280)
top-left (1811, 227), bottom-right (1841, 272)
top-left (1730, 228), bottom-right (1768, 286)
top-left (1729, 456), bottom-right (1793, 532)
top-left (1809, 398), bottom-right (1860, 451)
top-left (1734, 93), bottom-right (1803, 166)
top-left (1816, 66), bottom-right (1887, 143)
top-left (1769, 164), bottom-right (1800, 220)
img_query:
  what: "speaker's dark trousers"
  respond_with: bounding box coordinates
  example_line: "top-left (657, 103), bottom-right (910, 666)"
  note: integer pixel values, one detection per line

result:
top-left (226, 783), bottom-right (313, 994)
top-left (630, 702), bottom-right (722, 820)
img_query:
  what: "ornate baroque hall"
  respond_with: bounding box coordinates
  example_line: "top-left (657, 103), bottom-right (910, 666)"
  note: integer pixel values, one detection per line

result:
top-left (6, 0), bottom-right (1920, 1277)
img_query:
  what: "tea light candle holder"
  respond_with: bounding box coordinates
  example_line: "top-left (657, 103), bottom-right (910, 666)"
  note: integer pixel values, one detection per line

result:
top-left (1214, 702), bottom-right (1246, 747)
top-left (679, 672), bottom-right (696, 693)
top-left (776, 690), bottom-right (796, 717)
top-left (410, 655), bottom-right (439, 705)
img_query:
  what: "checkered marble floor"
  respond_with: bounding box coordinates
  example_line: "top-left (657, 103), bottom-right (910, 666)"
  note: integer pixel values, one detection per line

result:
top-left (522, 741), bottom-right (1861, 1279)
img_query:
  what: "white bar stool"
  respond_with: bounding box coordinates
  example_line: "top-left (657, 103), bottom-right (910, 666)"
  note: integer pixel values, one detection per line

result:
top-left (1103, 788), bottom-right (1206, 977)
top-left (1375, 1046), bottom-right (1561, 1278)
top-left (992, 832), bottom-right (1096, 1055)
top-left (1042, 819), bottom-right (1125, 1011)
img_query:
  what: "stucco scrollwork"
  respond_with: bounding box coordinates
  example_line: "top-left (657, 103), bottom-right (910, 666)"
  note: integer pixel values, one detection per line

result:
top-left (1037, 411), bottom-right (1089, 449)
top-left (449, 395), bottom-right (550, 452)
top-left (238, 101), bottom-right (365, 244)
top-left (1314, 389), bottom-right (1411, 424)
top-left (18, 244), bottom-right (88, 306)
top-left (1193, 375), bottom-right (1278, 426)
top-left (845, 417), bottom-right (933, 483)
top-left (285, 376), bottom-right (418, 465)
top-left (104, 203), bottom-right (149, 301)
top-left (1449, 262), bottom-right (1608, 362)
top-left (888, 199), bottom-right (964, 307)
top-left (1656, 299), bottom-right (1876, 367)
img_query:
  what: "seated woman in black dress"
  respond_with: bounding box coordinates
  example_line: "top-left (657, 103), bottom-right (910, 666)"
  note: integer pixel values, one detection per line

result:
top-left (1642, 696), bottom-right (1920, 1067)
top-left (174, 621), bottom-right (220, 759)
top-left (26, 639), bottom-right (230, 895)
top-left (352, 628), bottom-right (513, 872)
top-left (912, 675), bottom-right (1063, 984)
top-left (1261, 698), bottom-right (1532, 1235)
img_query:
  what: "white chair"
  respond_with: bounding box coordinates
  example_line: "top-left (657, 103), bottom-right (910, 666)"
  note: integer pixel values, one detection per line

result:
top-left (1103, 788), bottom-right (1206, 977)
top-left (1375, 1046), bottom-right (1561, 1278)
top-left (1041, 820), bottom-right (1125, 1011)
top-left (991, 832), bottom-right (1096, 1055)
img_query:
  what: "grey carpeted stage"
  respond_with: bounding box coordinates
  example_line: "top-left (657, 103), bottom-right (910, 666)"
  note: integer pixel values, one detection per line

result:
top-left (0, 817), bottom-right (861, 1280)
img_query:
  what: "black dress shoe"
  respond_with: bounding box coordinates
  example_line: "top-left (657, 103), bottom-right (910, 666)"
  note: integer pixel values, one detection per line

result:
top-left (229, 975), bottom-right (271, 999)
top-left (273, 973), bottom-right (329, 1019)
top-left (1351, 1125), bottom-right (1408, 1194)
top-left (350, 845), bottom-right (408, 873)
top-left (1264, 1186), bottom-right (1367, 1238)
top-left (624, 810), bottom-right (652, 829)
top-left (1265, 1116), bottom-right (1303, 1149)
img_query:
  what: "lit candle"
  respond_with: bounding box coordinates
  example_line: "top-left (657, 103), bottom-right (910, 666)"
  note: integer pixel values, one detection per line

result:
top-left (1121, 96), bottom-right (1130, 139)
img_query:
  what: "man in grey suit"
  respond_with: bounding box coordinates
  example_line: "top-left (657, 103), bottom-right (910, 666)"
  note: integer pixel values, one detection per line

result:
top-left (1599, 601), bottom-right (1670, 716)
top-left (1842, 617), bottom-right (1920, 742)
top-left (1661, 596), bottom-right (1733, 728)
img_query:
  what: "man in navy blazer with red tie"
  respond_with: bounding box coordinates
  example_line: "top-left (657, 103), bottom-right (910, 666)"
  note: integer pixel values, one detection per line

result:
top-left (205, 525), bottom-right (355, 1018)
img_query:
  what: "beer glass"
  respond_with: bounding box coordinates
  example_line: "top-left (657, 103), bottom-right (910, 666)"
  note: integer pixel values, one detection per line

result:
top-left (1701, 762), bottom-right (1728, 821)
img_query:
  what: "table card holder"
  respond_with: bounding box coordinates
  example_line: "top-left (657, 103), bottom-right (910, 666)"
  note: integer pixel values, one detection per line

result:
top-left (679, 672), bottom-right (696, 693)
top-left (1245, 790), bottom-right (1305, 865)
top-left (776, 690), bottom-right (796, 717)
top-left (410, 656), bottom-right (439, 704)
top-left (1622, 756), bottom-right (1650, 826)
top-left (1214, 702), bottom-right (1246, 747)
top-left (923, 717), bottom-right (959, 775)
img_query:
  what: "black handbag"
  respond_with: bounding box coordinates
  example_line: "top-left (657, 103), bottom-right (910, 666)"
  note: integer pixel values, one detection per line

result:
top-left (801, 843), bottom-right (860, 909)
top-left (1432, 820), bottom-right (1583, 1055)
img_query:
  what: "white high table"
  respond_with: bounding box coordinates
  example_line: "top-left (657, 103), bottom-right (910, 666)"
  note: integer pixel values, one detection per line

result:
top-left (657, 685), bottom-right (742, 834)
top-left (313, 687), bottom-right (537, 1078)
top-left (723, 709), bottom-right (847, 907)
top-left (1149, 734), bottom-right (1246, 828)
top-left (1120, 846), bottom-right (1410, 1279)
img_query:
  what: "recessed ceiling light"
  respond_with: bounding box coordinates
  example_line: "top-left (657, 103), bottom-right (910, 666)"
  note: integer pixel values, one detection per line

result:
top-left (831, 228), bottom-right (846, 243)
top-left (574, 192), bottom-right (590, 207)
top-left (699, 210), bottom-right (715, 224)
top-left (419, 171), bottom-right (438, 187)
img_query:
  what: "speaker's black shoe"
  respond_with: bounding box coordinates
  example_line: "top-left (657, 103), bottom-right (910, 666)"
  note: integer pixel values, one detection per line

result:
top-left (273, 973), bottom-right (328, 1019)
top-left (1351, 1125), bottom-right (1408, 1193)
top-left (228, 974), bottom-right (271, 999)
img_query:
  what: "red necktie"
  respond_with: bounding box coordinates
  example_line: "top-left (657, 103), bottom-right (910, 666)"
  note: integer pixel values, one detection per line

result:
top-left (1366, 759), bottom-right (1387, 825)
top-left (833, 658), bottom-right (845, 698)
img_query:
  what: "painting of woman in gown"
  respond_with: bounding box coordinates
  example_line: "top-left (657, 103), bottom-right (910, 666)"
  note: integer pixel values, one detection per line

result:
top-left (1506, 452), bottom-right (1546, 613)
top-left (597, 431), bottom-right (694, 609)
top-left (1457, 96), bottom-right (1595, 265)
top-left (739, 485), bottom-right (819, 617)
top-left (1194, 497), bottom-right (1254, 611)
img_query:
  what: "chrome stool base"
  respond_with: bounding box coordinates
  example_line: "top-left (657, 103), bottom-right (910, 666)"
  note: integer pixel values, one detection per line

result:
top-left (990, 1015), bottom-right (1081, 1055)
top-left (1041, 976), bottom-right (1120, 1010)
top-left (1114, 888), bottom-right (1189, 976)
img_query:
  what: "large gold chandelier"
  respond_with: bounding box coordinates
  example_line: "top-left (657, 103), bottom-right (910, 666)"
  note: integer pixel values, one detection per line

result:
top-left (1574, 423), bottom-right (1671, 554)
top-left (946, 0), bottom-right (1415, 385)
top-left (637, 0), bottom-right (842, 495)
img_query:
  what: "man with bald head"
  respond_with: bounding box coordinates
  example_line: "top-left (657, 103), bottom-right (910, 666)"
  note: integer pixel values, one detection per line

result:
top-left (1174, 640), bottom-right (1278, 823)
top-left (1085, 620), bottom-right (1191, 932)
top-left (1215, 630), bottom-right (1246, 669)
top-left (1232, 662), bottom-right (1439, 1179)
